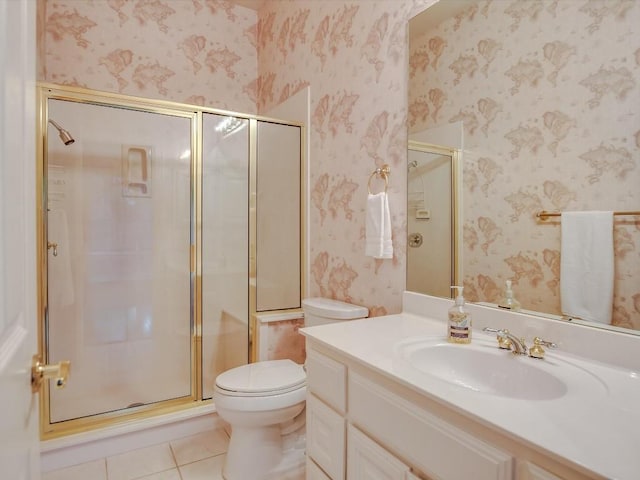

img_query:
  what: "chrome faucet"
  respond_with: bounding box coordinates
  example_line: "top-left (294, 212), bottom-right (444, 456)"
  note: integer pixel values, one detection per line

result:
top-left (483, 327), bottom-right (527, 355)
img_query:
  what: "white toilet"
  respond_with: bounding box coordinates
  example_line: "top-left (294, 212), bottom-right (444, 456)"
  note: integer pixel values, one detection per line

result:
top-left (213, 297), bottom-right (368, 480)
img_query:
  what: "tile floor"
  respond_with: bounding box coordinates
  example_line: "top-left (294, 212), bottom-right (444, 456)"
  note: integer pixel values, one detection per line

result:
top-left (42, 428), bottom-right (229, 480)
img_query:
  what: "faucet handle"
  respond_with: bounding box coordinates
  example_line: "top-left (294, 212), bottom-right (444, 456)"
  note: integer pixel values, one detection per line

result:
top-left (482, 327), bottom-right (506, 342)
top-left (528, 337), bottom-right (557, 359)
top-left (497, 329), bottom-right (512, 350)
top-left (482, 327), bottom-right (513, 350)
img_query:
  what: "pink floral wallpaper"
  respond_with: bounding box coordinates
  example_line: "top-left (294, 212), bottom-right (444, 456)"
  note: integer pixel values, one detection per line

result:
top-left (409, 0), bottom-right (640, 329)
top-left (41, 0), bottom-right (638, 331)
top-left (257, 0), bottom-right (434, 317)
top-left (40, 0), bottom-right (433, 319)
top-left (40, 0), bottom-right (258, 112)
top-left (265, 318), bottom-right (306, 364)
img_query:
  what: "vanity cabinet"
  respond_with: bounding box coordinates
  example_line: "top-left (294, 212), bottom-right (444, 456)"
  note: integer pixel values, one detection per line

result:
top-left (307, 457), bottom-right (332, 480)
top-left (305, 342), bottom-right (599, 480)
top-left (307, 391), bottom-right (427, 480)
top-left (348, 371), bottom-right (511, 480)
top-left (307, 394), bottom-right (345, 480)
top-left (305, 349), bottom-right (347, 479)
top-left (517, 462), bottom-right (563, 480)
top-left (347, 423), bottom-right (419, 480)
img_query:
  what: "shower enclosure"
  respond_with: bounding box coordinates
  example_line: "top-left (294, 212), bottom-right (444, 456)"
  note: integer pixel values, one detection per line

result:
top-left (37, 85), bottom-right (303, 437)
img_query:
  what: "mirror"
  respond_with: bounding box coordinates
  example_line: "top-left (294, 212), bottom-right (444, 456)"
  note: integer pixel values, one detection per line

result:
top-left (406, 141), bottom-right (461, 298)
top-left (408, 0), bottom-right (640, 334)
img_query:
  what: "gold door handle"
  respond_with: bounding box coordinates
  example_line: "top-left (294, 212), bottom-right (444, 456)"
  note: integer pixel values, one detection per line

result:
top-left (47, 241), bottom-right (58, 256)
top-left (31, 355), bottom-right (70, 392)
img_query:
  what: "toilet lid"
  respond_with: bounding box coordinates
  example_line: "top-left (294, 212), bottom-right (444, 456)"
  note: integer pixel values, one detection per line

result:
top-left (215, 359), bottom-right (306, 395)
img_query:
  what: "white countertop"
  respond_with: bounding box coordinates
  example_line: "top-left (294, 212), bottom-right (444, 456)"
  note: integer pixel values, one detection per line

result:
top-left (301, 308), bottom-right (640, 479)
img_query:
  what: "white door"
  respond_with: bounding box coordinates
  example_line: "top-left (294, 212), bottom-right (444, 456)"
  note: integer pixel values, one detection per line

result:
top-left (0, 0), bottom-right (39, 479)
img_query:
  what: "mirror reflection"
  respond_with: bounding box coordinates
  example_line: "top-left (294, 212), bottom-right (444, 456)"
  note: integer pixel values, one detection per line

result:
top-left (406, 141), bottom-right (460, 298)
top-left (408, 0), bottom-right (640, 333)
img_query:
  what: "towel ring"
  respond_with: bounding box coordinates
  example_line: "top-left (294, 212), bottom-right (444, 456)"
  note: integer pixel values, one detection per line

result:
top-left (368, 164), bottom-right (390, 195)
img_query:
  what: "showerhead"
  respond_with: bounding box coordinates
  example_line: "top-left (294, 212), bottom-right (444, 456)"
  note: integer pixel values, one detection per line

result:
top-left (48, 119), bottom-right (75, 145)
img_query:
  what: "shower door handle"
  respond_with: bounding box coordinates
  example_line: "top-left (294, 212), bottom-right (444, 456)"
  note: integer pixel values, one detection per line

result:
top-left (31, 354), bottom-right (71, 392)
top-left (47, 241), bottom-right (58, 256)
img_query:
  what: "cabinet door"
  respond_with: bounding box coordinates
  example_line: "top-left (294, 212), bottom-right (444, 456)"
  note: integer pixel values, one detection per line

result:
top-left (307, 394), bottom-right (345, 480)
top-left (307, 457), bottom-right (331, 480)
top-left (347, 424), bottom-right (409, 480)
top-left (518, 462), bottom-right (563, 480)
top-left (306, 348), bottom-right (347, 414)
top-left (405, 472), bottom-right (431, 480)
top-left (349, 371), bottom-right (513, 480)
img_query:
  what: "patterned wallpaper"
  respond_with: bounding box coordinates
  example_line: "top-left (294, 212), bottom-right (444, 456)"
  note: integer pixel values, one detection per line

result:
top-left (409, 0), bottom-right (640, 329)
top-left (257, 0), bottom-right (435, 316)
top-left (42, 0), bottom-right (638, 329)
top-left (41, 0), bottom-right (258, 112)
top-left (40, 0), bottom-right (435, 319)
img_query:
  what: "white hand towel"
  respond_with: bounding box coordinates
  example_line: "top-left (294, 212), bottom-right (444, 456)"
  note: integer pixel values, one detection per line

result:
top-left (560, 211), bottom-right (613, 324)
top-left (365, 192), bottom-right (393, 259)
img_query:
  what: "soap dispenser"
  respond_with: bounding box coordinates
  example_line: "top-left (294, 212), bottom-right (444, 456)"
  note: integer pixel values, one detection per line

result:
top-left (498, 280), bottom-right (521, 311)
top-left (448, 286), bottom-right (472, 344)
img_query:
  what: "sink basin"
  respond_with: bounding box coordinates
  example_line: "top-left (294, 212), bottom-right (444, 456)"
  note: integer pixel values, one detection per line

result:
top-left (393, 337), bottom-right (606, 401)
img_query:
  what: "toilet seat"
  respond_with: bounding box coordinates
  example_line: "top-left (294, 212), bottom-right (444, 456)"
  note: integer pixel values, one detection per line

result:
top-left (214, 383), bottom-right (307, 413)
top-left (214, 360), bottom-right (307, 413)
top-left (215, 359), bottom-right (306, 397)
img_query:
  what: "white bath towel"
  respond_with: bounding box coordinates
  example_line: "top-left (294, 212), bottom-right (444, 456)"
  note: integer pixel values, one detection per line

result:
top-left (560, 211), bottom-right (613, 324)
top-left (365, 192), bottom-right (393, 259)
top-left (48, 209), bottom-right (75, 307)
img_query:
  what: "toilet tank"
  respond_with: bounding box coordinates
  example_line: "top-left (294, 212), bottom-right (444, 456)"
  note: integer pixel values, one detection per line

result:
top-left (302, 297), bottom-right (368, 327)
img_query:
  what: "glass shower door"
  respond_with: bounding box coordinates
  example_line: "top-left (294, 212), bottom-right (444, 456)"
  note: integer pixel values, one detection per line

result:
top-left (201, 113), bottom-right (249, 399)
top-left (45, 98), bottom-right (194, 425)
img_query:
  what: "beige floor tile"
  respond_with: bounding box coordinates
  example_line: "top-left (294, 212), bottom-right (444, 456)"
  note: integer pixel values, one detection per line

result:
top-left (170, 429), bottom-right (229, 466)
top-left (179, 455), bottom-right (225, 480)
top-left (42, 459), bottom-right (107, 480)
top-left (106, 443), bottom-right (176, 480)
top-left (133, 468), bottom-right (181, 480)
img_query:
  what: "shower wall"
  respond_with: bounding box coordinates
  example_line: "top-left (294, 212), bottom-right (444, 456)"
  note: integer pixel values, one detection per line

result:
top-left (47, 99), bottom-right (193, 422)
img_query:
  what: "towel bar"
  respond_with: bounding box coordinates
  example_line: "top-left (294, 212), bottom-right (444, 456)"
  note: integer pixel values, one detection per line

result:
top-left (536, 210), bottom-right (640, 220)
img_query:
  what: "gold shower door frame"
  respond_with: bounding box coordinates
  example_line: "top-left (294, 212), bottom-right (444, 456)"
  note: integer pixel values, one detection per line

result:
top-left (36, 83), bottom-right (305, 439)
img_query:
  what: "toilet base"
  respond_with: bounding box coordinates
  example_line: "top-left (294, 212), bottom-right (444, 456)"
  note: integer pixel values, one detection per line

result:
top-left (224, 424), bottom-right (281, 479)
top-left (222, 414), bottom-right (306, 480)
